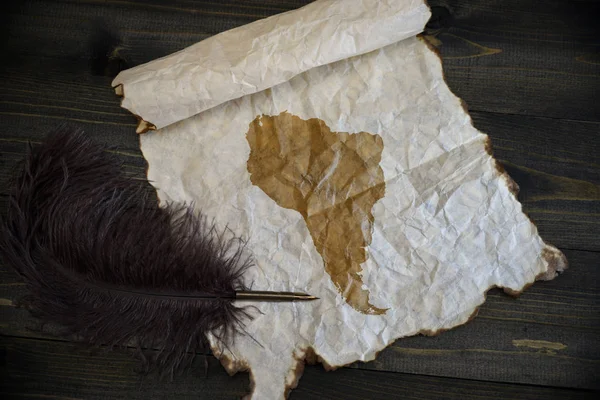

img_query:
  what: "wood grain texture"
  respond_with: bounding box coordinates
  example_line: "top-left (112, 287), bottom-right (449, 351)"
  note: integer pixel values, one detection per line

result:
top-left (2, 251), bottom-right (598, 389)
top-left (475, 113), bottom-right (599, 252)
top-left (0, 0), bottom-right (598, 398)
top-left (1, 337), bottom-right (596, 400)
top-left (427, 0), bottom-right (600, 121)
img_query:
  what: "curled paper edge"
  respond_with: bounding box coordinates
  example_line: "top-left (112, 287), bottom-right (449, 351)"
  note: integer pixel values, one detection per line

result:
top-left (112, 0), bottom-right (432, 131)
top-left (114, 84), bottom-right (156, 134)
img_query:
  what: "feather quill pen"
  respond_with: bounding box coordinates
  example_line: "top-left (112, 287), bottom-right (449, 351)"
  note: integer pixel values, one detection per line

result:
top-left (0, 127), bottom-right (266, 375)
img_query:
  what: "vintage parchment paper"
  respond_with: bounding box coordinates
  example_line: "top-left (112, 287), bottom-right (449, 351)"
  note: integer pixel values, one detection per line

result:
top-left (112, 1), bottom-right (567, 398)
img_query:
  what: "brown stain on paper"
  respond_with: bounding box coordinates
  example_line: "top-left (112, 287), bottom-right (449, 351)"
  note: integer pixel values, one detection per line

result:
top-left (246, 112), bottom-right (386, 314)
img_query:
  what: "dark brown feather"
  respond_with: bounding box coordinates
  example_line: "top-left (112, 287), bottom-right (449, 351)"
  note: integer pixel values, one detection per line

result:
top-left (0, 126), bottom-right (252, 376)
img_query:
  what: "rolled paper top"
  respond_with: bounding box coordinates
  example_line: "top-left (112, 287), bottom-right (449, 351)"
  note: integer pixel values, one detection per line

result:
top-left (111, 0), bottom-right (431, 132)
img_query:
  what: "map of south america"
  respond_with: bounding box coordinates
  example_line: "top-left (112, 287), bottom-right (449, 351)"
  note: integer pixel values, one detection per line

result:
top-left (246, 112), bottom-right (387, 314)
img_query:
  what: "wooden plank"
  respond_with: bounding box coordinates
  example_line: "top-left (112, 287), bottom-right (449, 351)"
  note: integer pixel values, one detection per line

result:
top-left (427, 0), bottom-right (600, 121)
top-left (475, 112), bottom-right (600, 252)
top-left (0, 336), bottom-right (595, 400)
top-left (0, 139), bottom-right (147, 181)
top-left (2, 250), bottom-right (598, 389)
top-left (357, 298), bottom-right (600, 390)
top-left (0, 336), bottom-right (251, 400)
top-left (500, 164), bottom-right (600, 252)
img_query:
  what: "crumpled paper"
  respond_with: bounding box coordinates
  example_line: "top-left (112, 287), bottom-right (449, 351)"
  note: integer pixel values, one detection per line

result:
top-left (112, 0), bottom-right (430, 132)
top-left (112, 0), bottom-right (567, 398)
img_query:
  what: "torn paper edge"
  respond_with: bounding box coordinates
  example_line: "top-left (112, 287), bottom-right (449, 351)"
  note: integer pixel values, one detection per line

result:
top-left (209, 36), bottom-right (568, 397)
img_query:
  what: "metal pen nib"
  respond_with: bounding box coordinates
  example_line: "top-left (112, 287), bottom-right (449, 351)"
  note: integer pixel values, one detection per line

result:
top-left (235, 290), bottom-right (319, 302)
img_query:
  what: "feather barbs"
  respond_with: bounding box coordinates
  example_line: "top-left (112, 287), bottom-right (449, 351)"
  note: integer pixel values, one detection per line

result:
top-left (0, 127), bottom-right (253, 375)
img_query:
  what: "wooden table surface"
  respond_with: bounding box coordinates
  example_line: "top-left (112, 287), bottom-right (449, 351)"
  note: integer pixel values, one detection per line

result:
top-left (1, 1), bottom-right (598, 399)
